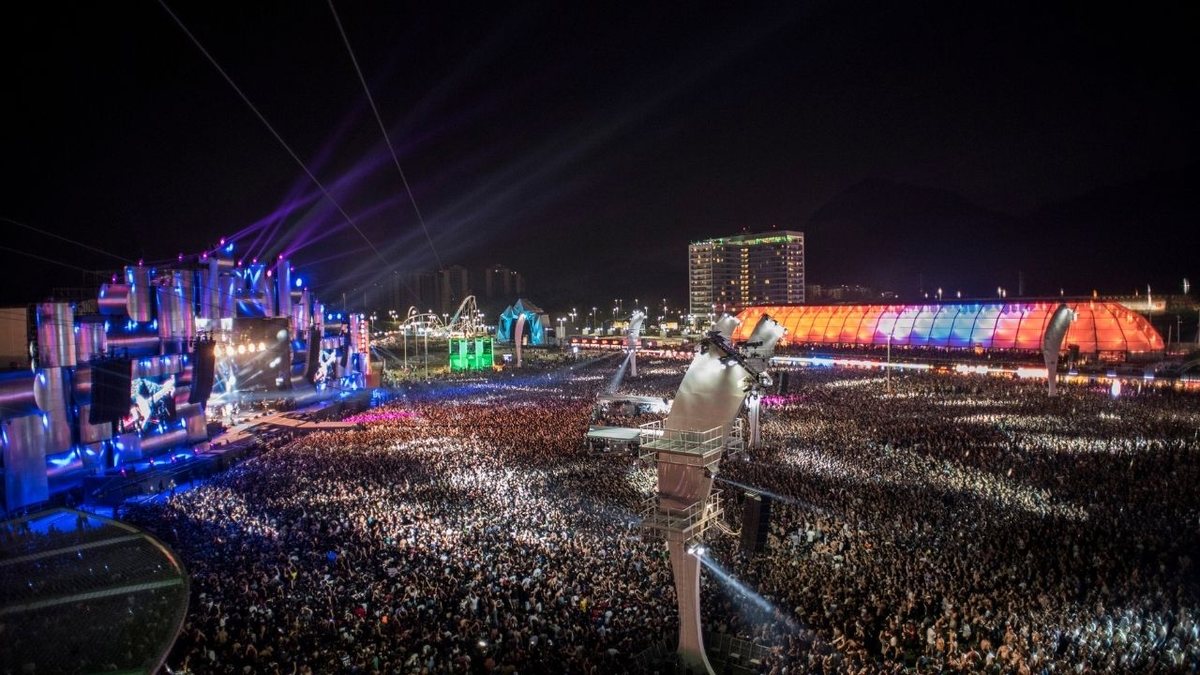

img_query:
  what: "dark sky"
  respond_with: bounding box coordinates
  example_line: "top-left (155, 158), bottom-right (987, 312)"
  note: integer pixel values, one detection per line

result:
top-left (2, 1), bottom-right (1197, 310)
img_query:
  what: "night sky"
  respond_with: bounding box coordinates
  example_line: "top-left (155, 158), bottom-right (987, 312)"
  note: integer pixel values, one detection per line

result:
top-left (3, 1), bottom-right (1197, 310)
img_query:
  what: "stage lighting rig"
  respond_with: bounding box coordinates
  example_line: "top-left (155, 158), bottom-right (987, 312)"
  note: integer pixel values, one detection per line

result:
top-left (701, 330), bottom-right (772, 389)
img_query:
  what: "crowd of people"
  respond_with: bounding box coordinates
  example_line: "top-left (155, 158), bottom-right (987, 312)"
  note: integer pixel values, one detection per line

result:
top-left (119, 356), bottom-right (1200, 673)
top-left (712, 368), bottom-right (1200, 673)
top-left (127, 373), bottom-right (676, 674)
top-left (2, 511), bottom-right (190, 673)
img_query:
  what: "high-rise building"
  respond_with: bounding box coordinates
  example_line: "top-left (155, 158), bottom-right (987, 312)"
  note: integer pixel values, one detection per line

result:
top-left (481, 264), bottom-right (525, 301)
top-left (436, 265), bottom-right (472, 316)
top-left (392, 271), bottom-right (437, 312)
top-left (688, 231), bottom-right (804, 319)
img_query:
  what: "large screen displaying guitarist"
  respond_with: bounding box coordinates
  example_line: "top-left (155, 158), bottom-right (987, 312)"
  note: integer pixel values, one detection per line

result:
top-left (125, 375), bottom-right (177, 433)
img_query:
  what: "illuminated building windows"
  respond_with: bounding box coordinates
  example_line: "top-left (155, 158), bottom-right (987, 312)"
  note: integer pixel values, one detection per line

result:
top-left (688, 231), bottom-right (804, 319)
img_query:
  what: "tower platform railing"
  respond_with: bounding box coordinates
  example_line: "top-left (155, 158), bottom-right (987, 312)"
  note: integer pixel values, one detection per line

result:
top-left (641, 424), bottom-right (725, 456)
top-left (640, 489), bottom-right (725, 543)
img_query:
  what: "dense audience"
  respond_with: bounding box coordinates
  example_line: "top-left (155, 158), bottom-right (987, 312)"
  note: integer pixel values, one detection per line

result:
top-left (128, 374), bottom-right (674, 674)
top-left (1, 514), bottom-right (190, 674)
top-left (121, 358), bottom-right (1200, 673)
top-left (714, 369), bottom-right (1200, 673)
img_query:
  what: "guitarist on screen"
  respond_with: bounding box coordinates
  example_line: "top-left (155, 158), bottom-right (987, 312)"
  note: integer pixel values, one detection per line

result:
top-left (131, 376), bottom-right (176, 433)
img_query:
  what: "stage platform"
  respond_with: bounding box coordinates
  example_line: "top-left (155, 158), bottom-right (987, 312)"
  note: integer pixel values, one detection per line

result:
top-left (595, 393), bottom-right (671, 413)
top-left (585, 425), bottom-right (647, 453)
top-left (586, 425), bottom-right (643, 443)
top-left (82, 398), bottom-right (366, 509)
top-left (211, 408), bottom-right (360, 445)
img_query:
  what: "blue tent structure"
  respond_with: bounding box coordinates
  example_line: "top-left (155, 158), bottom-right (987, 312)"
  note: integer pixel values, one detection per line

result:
top-left (496, 299), bottom-right (546, 345)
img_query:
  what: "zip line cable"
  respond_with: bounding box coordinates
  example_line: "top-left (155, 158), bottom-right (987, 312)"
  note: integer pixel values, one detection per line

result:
top-left (155, 0), bottom-right (394, 277)
top-left (326, 0), bottom-right (443, 269)
top-left (0, 245), bottom-right (101, 275)
top-left (1, 217), bottom-right (133, 264)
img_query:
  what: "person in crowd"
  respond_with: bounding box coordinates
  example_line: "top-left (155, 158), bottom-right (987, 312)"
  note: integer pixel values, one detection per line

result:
top-left (118, 359), bottom-right (1199, 673)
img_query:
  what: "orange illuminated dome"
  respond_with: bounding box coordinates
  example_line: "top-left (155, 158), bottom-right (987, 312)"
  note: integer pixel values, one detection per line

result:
top-left (732, 302), bottom-right (1164, 356)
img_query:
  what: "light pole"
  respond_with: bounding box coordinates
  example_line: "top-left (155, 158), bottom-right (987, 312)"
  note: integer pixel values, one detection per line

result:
top-left (886, 333), bottom-right (892, 394)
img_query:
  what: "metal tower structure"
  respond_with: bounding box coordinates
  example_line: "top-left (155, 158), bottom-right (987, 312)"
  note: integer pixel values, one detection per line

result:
top-left (627, 310), bottom-right (646, 377)
top-left (640, 313), bottom-right (785, 673)
top-left (1041, 303), bottom-right (1075, 396)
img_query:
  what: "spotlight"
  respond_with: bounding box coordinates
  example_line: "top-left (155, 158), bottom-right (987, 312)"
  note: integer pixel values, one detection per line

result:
top-left (258, 341), bottom-right (266, 352)
top-left (237, 344), bottom-right (246, 355)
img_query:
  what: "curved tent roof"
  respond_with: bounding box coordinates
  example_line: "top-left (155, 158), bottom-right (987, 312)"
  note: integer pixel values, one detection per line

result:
top-left (0, 508), bottom-right (189, 674)
top-left (732, 301), bottom-right (1164, 355)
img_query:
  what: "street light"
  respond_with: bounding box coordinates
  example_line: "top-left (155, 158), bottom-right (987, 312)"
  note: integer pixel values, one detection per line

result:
top-left (886, 333), bottom-right (892, 394)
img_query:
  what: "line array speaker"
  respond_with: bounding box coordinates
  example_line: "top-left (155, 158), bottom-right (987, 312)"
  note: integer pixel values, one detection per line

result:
top-left (739, 491), bottom-right (773, 553)
top-left (89, 358), bottom-right (132, 425)
top-left (304, 328), bottom-right (321, 383)
top-left (188, 342), bottom-right (216, 404)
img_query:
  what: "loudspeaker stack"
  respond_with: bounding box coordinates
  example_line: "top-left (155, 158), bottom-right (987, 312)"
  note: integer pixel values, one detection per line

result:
top-left (89, 357), bottom-right (132, 424)
top-left (739, 491), bottom-right (773, 553)
top-left (304, 328), bottom-right (322, 382)
top-left (188, 342), bottom-right (216, 404)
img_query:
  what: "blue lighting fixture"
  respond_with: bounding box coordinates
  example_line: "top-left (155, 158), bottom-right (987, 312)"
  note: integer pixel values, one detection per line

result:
top-left (295, 277), bottom-right (304, 288)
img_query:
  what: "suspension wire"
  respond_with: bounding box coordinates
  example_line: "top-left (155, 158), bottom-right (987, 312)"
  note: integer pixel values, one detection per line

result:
top-left (0, 245), bottom-right (100, 275)
top-left (326, 0), bottom-right (443, 270)
top-left (1, 216), bottom-right (133, 264)
top-left (154, 0), bottom-right (393, 275)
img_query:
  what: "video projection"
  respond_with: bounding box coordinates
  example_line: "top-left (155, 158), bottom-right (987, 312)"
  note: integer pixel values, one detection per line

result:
top-left (314, 346), bottom-right (339, 386)
top-left (123, 374), bottom-right (177, 435)
top-left (212, 317), bottom-right (292, 396)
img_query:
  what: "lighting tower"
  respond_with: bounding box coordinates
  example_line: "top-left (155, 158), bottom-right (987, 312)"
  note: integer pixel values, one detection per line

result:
top-left (640, 314), bottom-right (784, 673)
top-left (627, 310), bottom-right (646, 377)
